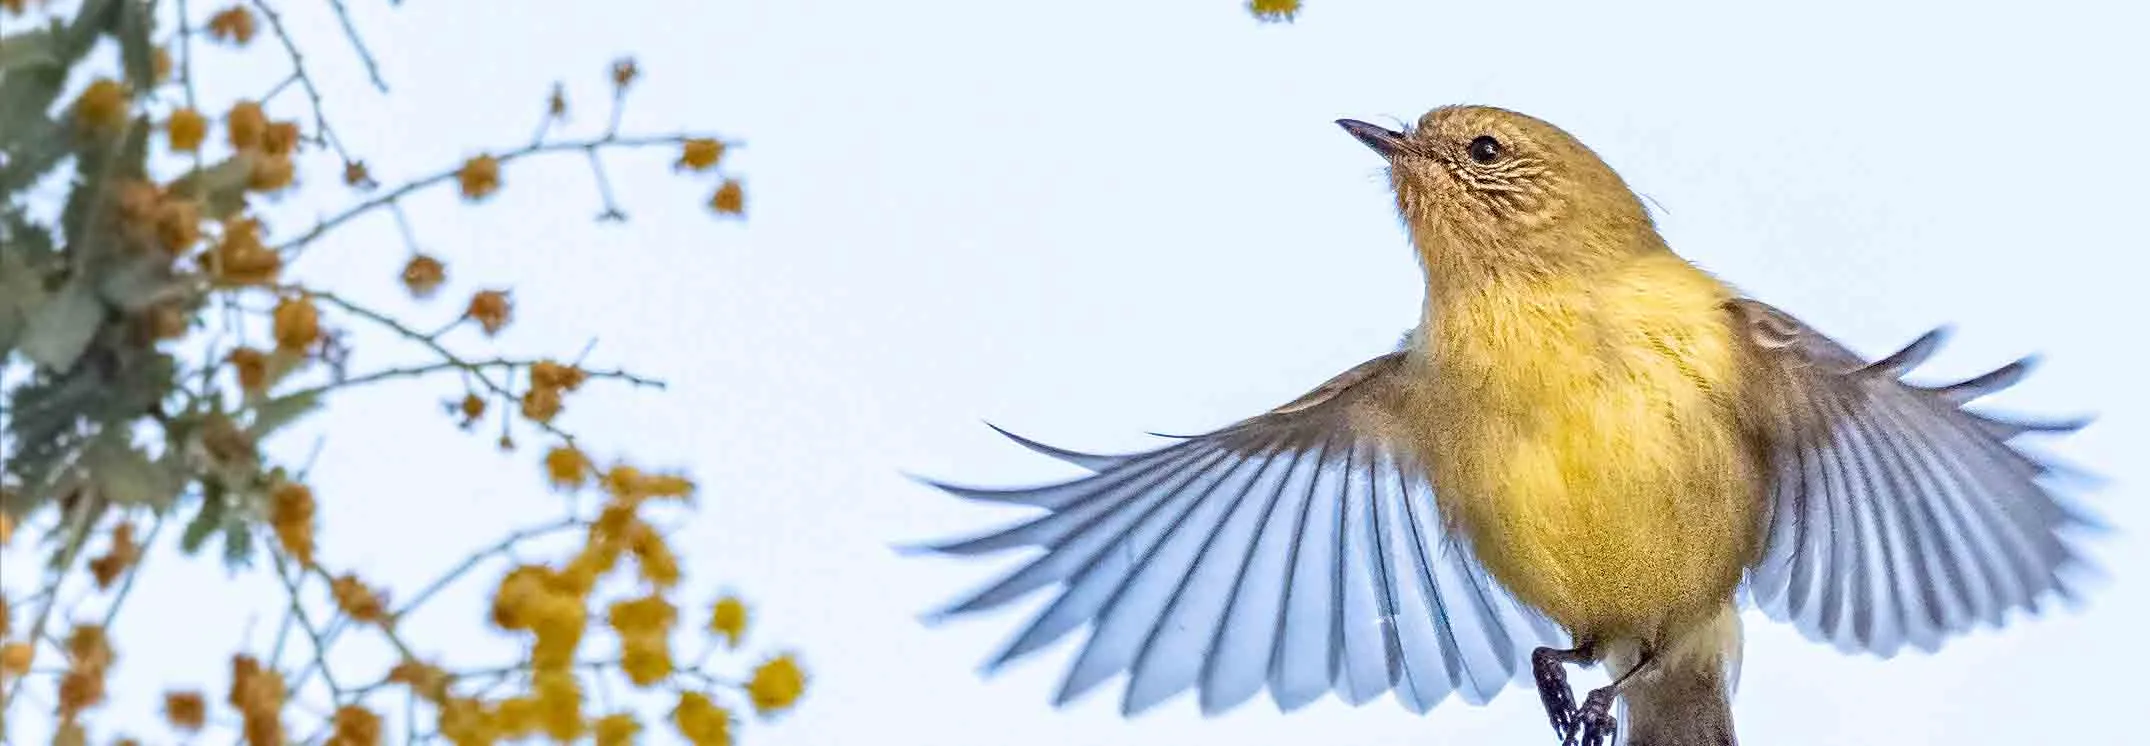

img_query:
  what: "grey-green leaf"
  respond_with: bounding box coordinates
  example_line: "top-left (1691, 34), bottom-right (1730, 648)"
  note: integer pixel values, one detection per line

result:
top-left (83, 433), bottom-right (183, 508)
top-left (0, 248), bottom-right (50, 355)
top-left (179, 482), bottom-right (227, 554)
top-left (166, 156), bottom-right (255, 220)
top-left (221, 520), bottom-right (255, 568)
top-left (97, 254), bottom-right (184, 312)
top-left (0, 28), bottom-right (62, 74)
top-left (246, 389), bottom-right (323, 439)
top-left (114, 0), bottom-right (155, 90)
top-left (18, 278), bottom-right (106, 372)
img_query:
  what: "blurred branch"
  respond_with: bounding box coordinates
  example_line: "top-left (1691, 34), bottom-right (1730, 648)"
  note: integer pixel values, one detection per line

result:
top-left (392, 518), bottom-right (587, 620)
top-left (98, 514), bottom-right (169, 627)
top-left (323, 0), bottom-right (388, 92)
top-left (276, 133), bottom-right (736, 260)
top-left (247, 0), bottom-right (350, 158)
top-left (177, 0), bottom-right (200, 108)
top-left (283, 357), bottom-right (664, 404)
top-left (0, 494), bottom-right (102, 710)
top-left (270, 548), bottom-right (347, 701)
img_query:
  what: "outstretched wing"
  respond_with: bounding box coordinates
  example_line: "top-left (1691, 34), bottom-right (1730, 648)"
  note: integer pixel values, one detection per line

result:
top-left (913, 351), bottom-right (1566, 717)
top-left (1733, 298), bottom-right (2099, 657)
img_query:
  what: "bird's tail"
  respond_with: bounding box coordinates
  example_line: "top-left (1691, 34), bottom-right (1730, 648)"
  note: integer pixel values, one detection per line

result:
top-left (1610, 604), bottom-right (1742, 746)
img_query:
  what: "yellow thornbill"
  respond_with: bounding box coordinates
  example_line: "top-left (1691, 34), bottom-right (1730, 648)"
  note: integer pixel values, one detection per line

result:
top-left (912, 106), bottom-right (2098, 746)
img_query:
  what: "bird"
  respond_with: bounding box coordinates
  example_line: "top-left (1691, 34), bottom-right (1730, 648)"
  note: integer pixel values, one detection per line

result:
top-left (907, 105), bottom-right (2097, 746)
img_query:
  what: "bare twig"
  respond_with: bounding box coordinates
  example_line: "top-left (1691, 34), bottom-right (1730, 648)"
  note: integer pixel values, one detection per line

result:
top-left (299, 289), bottom-right (587, 442)
top-left (248, 0), bottom-right (352, 159)
top-left (177, 0), bottom-right (199, 108)
top-left (275, 133), bottom-right (732, 260)
top-left (262, 72), bottom-right (301, 103)
top-left (324, 0), bottom-right (389, 92)
top-left (387, 200), bottom-right (422, 255)
top-left (270, 549), bottom-right (346, 700)
top-left (1, 494), bottom-right (104, 709)
top-left (98, 514), bottom-right (171, 628)
top-left (392, 518), bottom-right (588, 620)
top-left (284, 358), bottom-right (663, 404)
top-left (586, 149), bottom-right (627, 222)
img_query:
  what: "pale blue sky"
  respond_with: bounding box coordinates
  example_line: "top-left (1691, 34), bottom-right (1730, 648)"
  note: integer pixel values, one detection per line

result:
top-left (5, 1), bottom-right (2147, 744)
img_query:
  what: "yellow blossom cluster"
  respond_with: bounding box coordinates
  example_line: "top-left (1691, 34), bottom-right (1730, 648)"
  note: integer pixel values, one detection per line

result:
top-left (58, 625), bottom-right (115, 722)
top-left (0, 640), bottom-right (30, 678)
top-left (229, 347), bottom-right (269, 394)
top-left (611, 595), bottom-right (676, 685)
top-left (206, 5), bottom-right (257, 45)
top-left (383, 457), bottom-right (793, 746)
top-left (113, 180), bottom-right (203, 257)
top-left (465, 289), bottom-right (513, 336)
top-left (272, 293), bottom-right (321, 353)
top-left (746, 654), bottom-right (806, 715)
top-left (222, 100), bottom-right (304, 192)
top-left (328, 705), bottom-right (383, 746)
top-left (201, 216), bottom-right (285, 287)
top-left (331, 574), bottom-right (392, 625)
top-left (678, 139), bottom-right (726, 171)
top-left (163, 690), bottom-right (207, 731)
top-left (519, 359), bottom-right (586, 424)
top-left (1249, 0), bottom-right (1302, 22)
top-left (270, 481), bottom-right (318, 566)
top-left (166, 107), bottom-right (207, 151)
top-left (458, 155), bottom-right (502, 201)
top-left (71, 78), bottom-right (132, 133)
top-left (456, 393), bottom-right (489, 428)
top-left (228, 655), bottom-right (287, 746)
top-left (671, 692), bottom-right (732, 746)
top-left (87, 522), bottom-right (142, 589)
top-left (402, 254), bottom-right (448, 298)
top-left (710, 179), bottom-right (746, 216)
top-left (709, 595), bottom-right (747, 647)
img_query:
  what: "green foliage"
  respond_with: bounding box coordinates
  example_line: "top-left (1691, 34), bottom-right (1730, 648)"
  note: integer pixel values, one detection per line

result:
top-left (0, 0), bottom-right (292, 571)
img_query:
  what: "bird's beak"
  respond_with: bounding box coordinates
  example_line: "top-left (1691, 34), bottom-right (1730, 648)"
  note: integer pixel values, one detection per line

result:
top-left (1336, 119), bottom-right (1408, 158)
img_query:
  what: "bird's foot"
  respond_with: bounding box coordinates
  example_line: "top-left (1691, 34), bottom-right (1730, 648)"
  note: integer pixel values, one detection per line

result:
top-left (1531, 647), bottom-right (1579, 742)
top-left (1565, 686), bottom-right (1618, 746)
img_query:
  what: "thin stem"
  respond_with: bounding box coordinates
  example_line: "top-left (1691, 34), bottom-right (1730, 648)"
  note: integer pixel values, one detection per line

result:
top-left (97, 514), bottom-right (170, 628)
top-left (248, 0), bottom-right (351, 160)
top-left (274, 133), bottom-right (729, 260)
top-left (586, 149), bottom-right (626, 222)
top-left (324, 0), bottom-right (389, 92)
top-left (391, 518), bottom-right (587, 620)
top-left (271, 549), bottom-right (346, 701)
top-left (300, 290), bottom-right (609, 442)
top-left (1, 494), bottom-right (103, 709)
top-left (388, 201), bottom-right (422, 255)
top-left (177, 0), bottom-right (198, 108)
top-left (283, 358), bottom-right (662, 404)
top-left (262, 72), bottom-right (301, 103)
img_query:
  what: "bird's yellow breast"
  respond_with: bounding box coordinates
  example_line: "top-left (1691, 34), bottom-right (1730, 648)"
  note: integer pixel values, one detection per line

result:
top-left (1412, 254), bottom-right (1760, 642)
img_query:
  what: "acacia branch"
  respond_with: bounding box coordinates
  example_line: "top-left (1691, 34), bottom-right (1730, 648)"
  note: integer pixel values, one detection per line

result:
top-left (270, 549), bottom-right (346, 701)
top-left (323, 0), bottom-right (388, 92)
top-left (393, 518), bottom-right (588, 620)
top-left (274, 133), bottom-right (735, 259)
top-left (0, 492), bottom-right (102, 709)
top-left (247, 0), bottom-right (349, 159)
top-left (284, 357), bottom-right (664, 404)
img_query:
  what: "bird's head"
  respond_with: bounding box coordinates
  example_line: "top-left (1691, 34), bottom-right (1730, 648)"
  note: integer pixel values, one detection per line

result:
top-left (1338, 106), bottom-right (1661, 283)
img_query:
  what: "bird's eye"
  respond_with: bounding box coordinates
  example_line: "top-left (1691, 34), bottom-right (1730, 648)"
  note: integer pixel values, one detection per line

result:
top-left (1467, 135), bottom-right (1503, 164)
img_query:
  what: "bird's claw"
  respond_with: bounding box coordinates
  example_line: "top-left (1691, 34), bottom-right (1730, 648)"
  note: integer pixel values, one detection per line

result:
top-left (1531, 648), bottom-right (1579, 742)
top-left (1564, 686), bottom-right (1618, 746)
